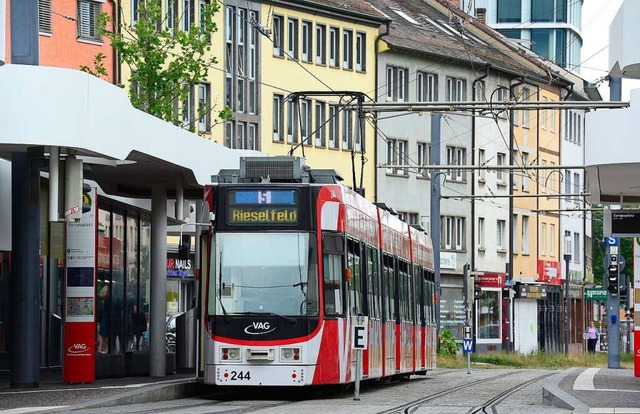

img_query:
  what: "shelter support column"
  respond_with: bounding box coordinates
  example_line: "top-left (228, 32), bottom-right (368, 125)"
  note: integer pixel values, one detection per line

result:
top-left (150, 181), bottom-right (167, 377)
top-left (10, 152), bottom-right (41, 388)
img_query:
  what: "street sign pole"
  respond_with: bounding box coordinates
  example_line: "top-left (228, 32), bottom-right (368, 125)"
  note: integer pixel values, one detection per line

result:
top-left (463, 264), bottom-right (472, 374)
top-left (352, 315), bottom-right (367, 401)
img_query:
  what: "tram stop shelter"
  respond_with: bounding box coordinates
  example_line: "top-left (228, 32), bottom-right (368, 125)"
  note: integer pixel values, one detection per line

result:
top-left (0, 64), bottom-right (259, 387)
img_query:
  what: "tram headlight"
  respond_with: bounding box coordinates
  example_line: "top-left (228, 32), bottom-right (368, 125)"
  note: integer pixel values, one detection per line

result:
top-left (221, 347), bottom-right (241, 361)
top-left (280, 347), bottom-right (301, 362)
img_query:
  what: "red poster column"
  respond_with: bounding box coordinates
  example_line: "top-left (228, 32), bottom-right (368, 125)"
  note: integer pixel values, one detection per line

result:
top-left (63, 187), bottom-right (97, 383)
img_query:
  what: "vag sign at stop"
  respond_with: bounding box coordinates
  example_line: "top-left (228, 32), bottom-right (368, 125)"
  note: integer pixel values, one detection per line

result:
top-left (352, 324), bottom-right (368, 349)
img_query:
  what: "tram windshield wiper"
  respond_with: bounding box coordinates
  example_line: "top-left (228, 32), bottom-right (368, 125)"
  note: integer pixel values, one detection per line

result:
top-left (241, 312), bottom-right (296, 325)
top-left (217, 249), bottom-right (229, 321)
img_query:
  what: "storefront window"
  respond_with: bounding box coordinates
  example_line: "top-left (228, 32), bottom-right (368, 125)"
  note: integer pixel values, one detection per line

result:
top-left (139, 219), bottom-right (151, 350)
top-left (126, 215), bottom-right (142, 351)
top-left (97, 209), bottom-right (111, 354)
top-left (439, 286), bottom-right (464, 341)
top-left (477, 289), bottom-right (501, 341)
top-left (110, 212), bottom-right (125, 354)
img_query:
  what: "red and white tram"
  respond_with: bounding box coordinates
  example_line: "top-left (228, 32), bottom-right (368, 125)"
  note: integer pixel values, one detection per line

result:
top-left (200, 157), bottom-right (436, 386)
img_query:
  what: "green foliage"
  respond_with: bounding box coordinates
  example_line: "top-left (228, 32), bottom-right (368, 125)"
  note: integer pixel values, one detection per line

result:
top-left (85, 1), bottom-right (231, 133)
top-left (80, 53), bottom-right (108, 77)
top-left (438, 328), bottom-right (460, 357)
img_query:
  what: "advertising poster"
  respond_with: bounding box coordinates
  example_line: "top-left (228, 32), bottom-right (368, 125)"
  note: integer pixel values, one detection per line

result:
top-left (63, 187), bottom-right (97, 383)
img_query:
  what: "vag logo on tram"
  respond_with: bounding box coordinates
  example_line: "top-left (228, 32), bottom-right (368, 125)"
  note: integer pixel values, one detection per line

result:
top-left (244, 322), bottom-right (276, 335)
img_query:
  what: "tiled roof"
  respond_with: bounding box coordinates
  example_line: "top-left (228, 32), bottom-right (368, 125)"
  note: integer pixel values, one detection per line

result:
top-left (368, 0), bottom-right (549, 81)
top-left (280, 0), bottom-right (390, 22)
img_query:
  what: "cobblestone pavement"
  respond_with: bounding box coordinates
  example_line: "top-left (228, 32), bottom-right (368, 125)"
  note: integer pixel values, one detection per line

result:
top-left (59, 368), bottom-right (572, 414)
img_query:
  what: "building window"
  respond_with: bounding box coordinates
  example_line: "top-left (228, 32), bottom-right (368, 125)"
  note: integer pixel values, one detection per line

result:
top-left (497, 220), bottom-right (506, 250)
top-left (522, 87), bottom-right (530, 128)
top-left (541, 223), bottom-right (547, 255)
top-left (342, 109), bottom-right (353, 150)
top-left (446, 146), bottom-right (466, 182)
top-left (386, 139), bottom-right (408, 175)
top-left (446, 77), bottom-right (466, 101)
top-left (574, 232), bottom-right (580, 263)
top-left (478, 217), bottom-right (485, 249)
top-left (441, 216), bottom-right (465, 250)
top-left (477, 290), bottom-right (501, 341)
top-left (550, 224), bottom-right (556, 257)
top-left (522, 215), bottom-right (530, 254)
top-left (248, 10), bottom-right (258, 115)
top-left (287, 18), bottom-right (298, 59)
top-left (497, 0), bottom-right (521, 23)
top-left (354, 112), bottom-right (362, 152)
top-left (197, 83), bottom-right (210, 133)
top-left (287, 99), bottom-right (296, 143)
top-left (328, 104), bottom-right (338, 149)
top-left (522, 153), bottom-right (530, 192)
top-left (540, 160), bottom-right (547, 193)
top-left (315, 102), bottom-right (326, 147)
top-left (532, 0), bottom-right (566, 23)
top-left (273, 94), bottom-right (284, 142)
top-left (574, 172), bottom-right (580, 201)
top-left (417, 72), bottom-right (437, 102)
top-left (77, 0), bottom-right (102, 42)
top-left (166, 0), bottom-right (178, 32)
top-left (301, 21), bottom-right (312, 62)
top-left (398, 212), bottom-right (419, 225)
top-left (248, 123), bottom-right (257, 150)
top-left (355, 32), bottom-right (365, 71)
top-left (342, 29), bottom-right (353, 70)
top-left (329, 27), bottom-right (339, 67)
top-left (315, 24), bottom-right (326, 64)
top-left (417, 142), bottom-right (431, 178)
top-left (273, 15), bottom-right (284, 56)
top-left (478, 149), bottom-right (486, 181)
top-left (512, 214), bottom-right (519, 254)
top-left (39, 0), bottom-right (52, 34)
top-left (386, 66), bottom-right (408, 102)
top-left (300, 98), bottom-right (312, 145)
top-left (497, 152), bottom-right (506, 183)
top-left (183, 0), bottom-right (194, 32)
top-left (236, 121), bottom-right (246, 149)
top-left (182, 84), bottom-right (194, 129)
top-left (225, 121), bottom-right (233, 148)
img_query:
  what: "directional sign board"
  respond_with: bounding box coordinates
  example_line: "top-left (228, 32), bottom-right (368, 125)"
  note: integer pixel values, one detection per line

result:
top-left (352, 324), bottom-right (368, 349)
top-left (584, 288), bottom-right (608, 301)
top-left (462, 338), bottom-right (474, 354)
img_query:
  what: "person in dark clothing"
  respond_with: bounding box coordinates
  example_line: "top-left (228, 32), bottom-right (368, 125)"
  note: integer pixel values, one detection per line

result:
top-left (131, 305), bottom-right (147, 350)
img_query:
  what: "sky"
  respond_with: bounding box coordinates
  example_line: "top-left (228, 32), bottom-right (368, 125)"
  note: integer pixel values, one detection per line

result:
top-left (581, 0), bottom-right (640, 101)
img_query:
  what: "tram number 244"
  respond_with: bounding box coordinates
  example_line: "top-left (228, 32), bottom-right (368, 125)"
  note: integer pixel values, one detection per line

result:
top-left (228, 371), bottom-right (251, 381)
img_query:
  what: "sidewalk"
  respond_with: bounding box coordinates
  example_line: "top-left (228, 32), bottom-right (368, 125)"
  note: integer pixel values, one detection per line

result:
top-left (0, 370), bottom-right (204, 413)
top-left (543, 366), bottom-right (640, 414)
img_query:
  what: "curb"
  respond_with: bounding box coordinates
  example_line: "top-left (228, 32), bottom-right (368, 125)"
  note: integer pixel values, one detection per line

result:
top-left (541, 367), bottom-right (589, 414)
top-left (46, 379), bottom-right (207, 412)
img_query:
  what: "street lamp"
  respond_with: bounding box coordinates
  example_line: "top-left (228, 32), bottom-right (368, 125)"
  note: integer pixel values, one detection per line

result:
top-left (564, 234), bottom-right (572, 356)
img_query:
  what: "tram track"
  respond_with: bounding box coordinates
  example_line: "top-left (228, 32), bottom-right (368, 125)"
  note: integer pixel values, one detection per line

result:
top-left (376, 371), bottom-right (521, 414)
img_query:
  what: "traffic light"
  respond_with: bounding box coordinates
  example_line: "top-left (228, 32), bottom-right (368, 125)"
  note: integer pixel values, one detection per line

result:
top-left (607, 254), bottom-right (619, 295)
top-left (473, 277), bottom-right (482, 300)
top-left (82, 183), bottom-right (92, 214)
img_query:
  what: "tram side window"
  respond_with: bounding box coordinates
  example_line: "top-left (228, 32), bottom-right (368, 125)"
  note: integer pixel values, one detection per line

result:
top-left (347, 238), bottom-right (362, 316)
top-left (367, 246), bottom-right (380, 319)
top-left (382, 254), bottom-right (395, 322)
top-left (398, 260), bottom-right (412, 323)
top-left (414, 264), bottom-right (424, 325)
top-left (425, 270), bottom-right (434, 324)
top-left (323, 234), bottom-right (344, 316)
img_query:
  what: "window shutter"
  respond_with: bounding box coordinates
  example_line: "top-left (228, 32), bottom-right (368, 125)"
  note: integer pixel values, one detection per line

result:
top-left (38, 0), bottom-right (52, 34)
top-left (77, 1), bottom-right (102, 42)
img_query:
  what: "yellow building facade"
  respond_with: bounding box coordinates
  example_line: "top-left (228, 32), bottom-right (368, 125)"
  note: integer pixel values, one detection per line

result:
top-left (257, 1), bottom-right (386, 199)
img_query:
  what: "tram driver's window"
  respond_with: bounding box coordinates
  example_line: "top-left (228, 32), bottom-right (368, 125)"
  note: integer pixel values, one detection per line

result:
top-left (323, 234), bottom-right (344, 316)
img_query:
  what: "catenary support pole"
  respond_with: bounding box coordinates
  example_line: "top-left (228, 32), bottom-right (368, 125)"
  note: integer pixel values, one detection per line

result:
top-left (564, 254), bottom-right (571, 356)
top-left (607, 77), bottom-right (622, 369)
top-left (151, 182), bottom-right (168, 377)
top-left (430, 113), bottom-right (442, 340)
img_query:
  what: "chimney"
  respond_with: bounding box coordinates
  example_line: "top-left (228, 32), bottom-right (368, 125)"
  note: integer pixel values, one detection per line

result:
top-left (447, 0), bottom-right (461, 9)
top-left (475, 8), bottom-right (486, 24)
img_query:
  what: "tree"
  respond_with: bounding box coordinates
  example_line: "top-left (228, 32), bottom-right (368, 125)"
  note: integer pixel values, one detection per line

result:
top-left (82, 1), bottom-right (231, 133)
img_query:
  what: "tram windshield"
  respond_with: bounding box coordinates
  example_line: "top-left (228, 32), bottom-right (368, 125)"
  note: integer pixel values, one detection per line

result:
top-left (209, 232), bottom-right (318, 317)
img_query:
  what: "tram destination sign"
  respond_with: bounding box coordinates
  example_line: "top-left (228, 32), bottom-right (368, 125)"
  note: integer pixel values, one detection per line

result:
top-left (226, 189), bottom-right (300, 225)
top-left (607, 210), bottom-right (640, 237)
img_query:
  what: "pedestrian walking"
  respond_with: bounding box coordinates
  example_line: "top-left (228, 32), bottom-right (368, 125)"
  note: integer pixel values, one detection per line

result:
top-left (585, 321), bottom-right (599, 354)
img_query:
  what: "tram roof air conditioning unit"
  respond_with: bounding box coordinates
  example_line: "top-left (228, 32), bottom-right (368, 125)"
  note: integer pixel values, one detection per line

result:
top-left (239, 156), bottom-right (308, 182)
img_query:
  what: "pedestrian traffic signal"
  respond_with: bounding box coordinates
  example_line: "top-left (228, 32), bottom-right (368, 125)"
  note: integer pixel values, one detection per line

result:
top-left (473, 277), bottom-right (482, 300)
top-left (607, 257), bottom-right (619, 295)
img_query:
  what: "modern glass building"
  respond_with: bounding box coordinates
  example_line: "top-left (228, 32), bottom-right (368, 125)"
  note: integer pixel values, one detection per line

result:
top-left (461, 0), bottom-right (583, 71)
